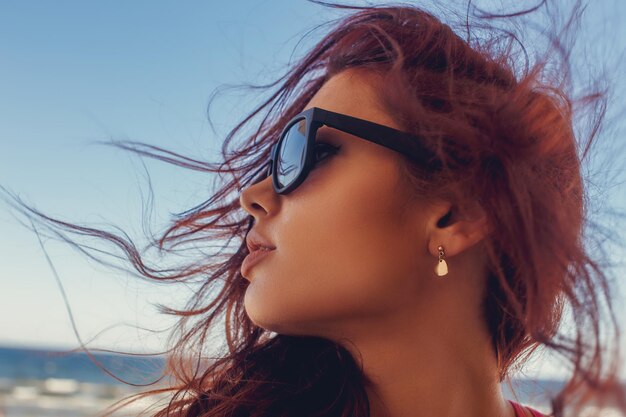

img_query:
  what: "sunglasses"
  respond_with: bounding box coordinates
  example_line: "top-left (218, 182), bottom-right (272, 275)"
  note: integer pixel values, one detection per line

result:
top-left (250, 106), bottom-right (437, 195)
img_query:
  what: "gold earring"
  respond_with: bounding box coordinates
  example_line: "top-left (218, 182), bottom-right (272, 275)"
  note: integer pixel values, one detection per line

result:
top-left (434, 245), bottom-right (448, 277)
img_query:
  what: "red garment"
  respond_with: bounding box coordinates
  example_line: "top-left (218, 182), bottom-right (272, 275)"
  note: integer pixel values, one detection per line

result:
top-left (509, 399), bottom-right (547, 417)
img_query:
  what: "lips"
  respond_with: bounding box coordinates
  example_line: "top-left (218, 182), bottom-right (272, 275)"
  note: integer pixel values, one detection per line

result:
top-left (241, 247), bottom-right (275, 277)
top-left (246, 229), bottom-right (276, 253)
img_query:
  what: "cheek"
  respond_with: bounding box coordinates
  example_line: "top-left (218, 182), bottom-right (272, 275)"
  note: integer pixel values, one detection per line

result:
top-left (243, 163), bottom-right (423, 335)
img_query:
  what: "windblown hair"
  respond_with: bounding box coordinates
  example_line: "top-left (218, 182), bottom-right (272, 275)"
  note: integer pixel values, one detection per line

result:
top-left (2, 1), bottom-right (624, 416)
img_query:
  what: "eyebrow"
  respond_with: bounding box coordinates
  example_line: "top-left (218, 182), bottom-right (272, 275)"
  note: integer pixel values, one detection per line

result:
top-left (315, 126), bottom-right (344, 143)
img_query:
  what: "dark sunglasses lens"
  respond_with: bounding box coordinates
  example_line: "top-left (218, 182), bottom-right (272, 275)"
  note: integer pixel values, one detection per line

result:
top-left (276, 118), bottom-right (307, 190)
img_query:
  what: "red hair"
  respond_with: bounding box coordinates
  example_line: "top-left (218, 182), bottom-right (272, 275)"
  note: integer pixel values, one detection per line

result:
top-left (2, 1), bottom-right (623, 416)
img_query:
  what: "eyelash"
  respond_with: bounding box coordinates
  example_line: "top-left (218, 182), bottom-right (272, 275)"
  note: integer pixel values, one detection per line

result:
top-left (313, 142), bottom-right (340, 163)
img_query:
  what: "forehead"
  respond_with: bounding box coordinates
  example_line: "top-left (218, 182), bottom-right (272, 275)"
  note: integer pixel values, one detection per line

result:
top-left (303, 69), bottom-right (401, 131)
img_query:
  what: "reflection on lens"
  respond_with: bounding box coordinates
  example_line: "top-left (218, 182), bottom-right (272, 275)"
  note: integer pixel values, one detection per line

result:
top-left (276, 119), bottom-right (307, 189)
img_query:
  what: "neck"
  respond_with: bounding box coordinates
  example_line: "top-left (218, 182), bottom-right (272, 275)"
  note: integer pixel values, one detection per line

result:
top-left (337, 281), bottom-right (515, 417)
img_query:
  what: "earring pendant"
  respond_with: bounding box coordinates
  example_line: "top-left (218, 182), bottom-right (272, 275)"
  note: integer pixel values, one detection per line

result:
top-left (435, 245), bottom-right (448, 277)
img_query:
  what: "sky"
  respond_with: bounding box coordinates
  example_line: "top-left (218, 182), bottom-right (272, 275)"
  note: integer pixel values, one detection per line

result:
top-left (1, 1), bottom-right (625, 382)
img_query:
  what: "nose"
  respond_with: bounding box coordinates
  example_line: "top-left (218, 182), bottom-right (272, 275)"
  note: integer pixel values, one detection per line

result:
top-left (239, 172), bottom-right (275, 220)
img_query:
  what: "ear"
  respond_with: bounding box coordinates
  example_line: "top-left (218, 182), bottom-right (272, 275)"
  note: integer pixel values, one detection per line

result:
top-left (425, 200), bottom-right (490, 258)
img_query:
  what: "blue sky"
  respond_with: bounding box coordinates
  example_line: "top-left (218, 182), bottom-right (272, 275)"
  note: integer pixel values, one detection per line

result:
top-left (1, 1), bottom-right (625, 381)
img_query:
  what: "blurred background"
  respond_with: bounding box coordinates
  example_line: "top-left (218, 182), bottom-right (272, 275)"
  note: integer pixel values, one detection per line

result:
top-left (1, 1), bottom-right (625, 416)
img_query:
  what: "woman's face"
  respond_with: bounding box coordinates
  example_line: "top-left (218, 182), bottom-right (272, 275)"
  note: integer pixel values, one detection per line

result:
top-left (239, 68), bottom-right (439, 340)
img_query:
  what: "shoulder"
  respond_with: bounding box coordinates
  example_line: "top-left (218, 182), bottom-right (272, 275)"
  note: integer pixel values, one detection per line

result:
top-left (509, 400), bottom-right (548, 417)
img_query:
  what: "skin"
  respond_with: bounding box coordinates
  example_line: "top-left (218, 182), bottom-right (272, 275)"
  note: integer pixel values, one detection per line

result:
top-left (239, 68), bottom-right (519, 417)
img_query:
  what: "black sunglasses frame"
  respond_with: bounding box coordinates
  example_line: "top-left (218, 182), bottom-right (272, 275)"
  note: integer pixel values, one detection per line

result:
top-left (256, 106), bottom-right (438, 195)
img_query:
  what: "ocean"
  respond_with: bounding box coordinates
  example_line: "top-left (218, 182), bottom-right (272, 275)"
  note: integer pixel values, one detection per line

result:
top-left (0, 345), bottom-right (167, 417)
top-left (0, 345), bottom-right (622, 417)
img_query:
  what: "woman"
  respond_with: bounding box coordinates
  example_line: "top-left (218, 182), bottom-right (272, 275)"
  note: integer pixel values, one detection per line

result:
top-left (3, 1), bottom-right (624, 417)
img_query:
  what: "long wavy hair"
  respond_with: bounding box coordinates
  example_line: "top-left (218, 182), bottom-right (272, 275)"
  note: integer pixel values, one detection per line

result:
top-left (2, 1), bottom-right (625, 416)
